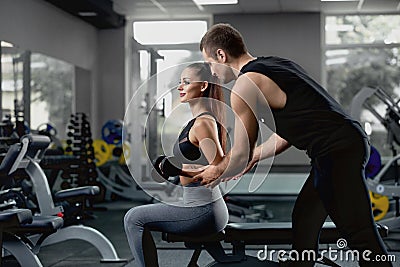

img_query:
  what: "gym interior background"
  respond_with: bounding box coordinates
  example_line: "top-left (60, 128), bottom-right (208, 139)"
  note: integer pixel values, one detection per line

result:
top-left (0, 0), bottom-right (400, 266)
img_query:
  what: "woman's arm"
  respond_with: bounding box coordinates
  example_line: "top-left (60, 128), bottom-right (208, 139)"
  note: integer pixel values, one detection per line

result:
top-left (179, 115), bottom-right (224, 179)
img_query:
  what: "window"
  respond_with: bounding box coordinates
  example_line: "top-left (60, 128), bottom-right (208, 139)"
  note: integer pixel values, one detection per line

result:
top-left (133, 20), bottom-right (207, 45)
top-left (325, 15), bottom-right (400, 45)
top-left (1, 43), bottom-right (73, 139)
top-left (324, 15), bottom-right (400, 158)
top-left (131, 20), bottom-right (206, 157)
top-left (30, 53), bottom-right (73, 139)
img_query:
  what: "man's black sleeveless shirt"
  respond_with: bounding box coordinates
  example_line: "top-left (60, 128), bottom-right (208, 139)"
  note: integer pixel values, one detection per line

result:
top-left (240, 56), bottom-right (367, 158)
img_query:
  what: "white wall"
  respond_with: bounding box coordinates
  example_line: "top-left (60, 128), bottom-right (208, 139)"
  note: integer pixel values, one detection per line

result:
top-left (215, 13), bottom-right (322, 164)
top-left (97, 28), bottom-right (126, 127)
top-left (215, 13), bottom-right (322, 82)
top-left (0, 0), bottom-right (129, 138)
top-left (0, 0), bottom-right (98, 70)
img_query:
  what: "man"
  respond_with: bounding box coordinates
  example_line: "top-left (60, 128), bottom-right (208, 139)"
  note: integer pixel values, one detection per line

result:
top-left (194, 23), bottom-right (392, 266)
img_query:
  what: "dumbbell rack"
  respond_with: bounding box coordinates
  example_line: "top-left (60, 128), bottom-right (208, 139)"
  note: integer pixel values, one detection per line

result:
top-left (63, 113), bottom-right (98, 188)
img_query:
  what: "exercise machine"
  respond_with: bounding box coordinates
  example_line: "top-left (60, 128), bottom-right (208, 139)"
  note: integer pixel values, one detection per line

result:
top-left (0, 142), bottom-right (64, 267)
top-left (7, 134), bottom-right (126, 262)
top-left (351, 87), bottom-right (400, 228)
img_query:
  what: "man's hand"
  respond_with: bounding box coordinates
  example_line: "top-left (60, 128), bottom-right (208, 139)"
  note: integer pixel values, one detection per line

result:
top-left (193, 165), bottom-right (224, 188)
top-left (222, 155), bottom-right (258, 182)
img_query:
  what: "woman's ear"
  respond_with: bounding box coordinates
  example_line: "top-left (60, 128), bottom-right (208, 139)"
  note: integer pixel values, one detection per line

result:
top-left (200, 81), bottom-right (209, 92)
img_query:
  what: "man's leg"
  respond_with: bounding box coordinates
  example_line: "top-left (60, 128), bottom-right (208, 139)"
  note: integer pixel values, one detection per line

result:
top-left (314, 143), bottom-right (392, 267)
top-left (289, 170), bottom-right (329, 266)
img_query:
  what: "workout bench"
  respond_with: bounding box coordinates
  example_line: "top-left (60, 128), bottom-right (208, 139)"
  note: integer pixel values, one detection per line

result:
top-left (0, 144), bottom-right (64, 267)
top-left (162, 222), bottom-right (389, 267)
top-left (5, 134), bottom-right (126, 263)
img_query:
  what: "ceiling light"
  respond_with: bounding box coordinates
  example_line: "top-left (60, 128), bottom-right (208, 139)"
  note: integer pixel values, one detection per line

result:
top-left (325, 49), bottom-right (350, 57)
top-left (133, 21), bottom-right (207, 45)
top-left (321, 0), bottom-right (359, 2)
top-left (193, 0), bottom-right (238, 5)
top-left (326, 57), bottom-right (347, 65)
top-left (325, 24), bottom-right (354, 32)
top-left (1, 41), bottom-right (13, 47)
top-left (78, 12), bottom-right (98, 17)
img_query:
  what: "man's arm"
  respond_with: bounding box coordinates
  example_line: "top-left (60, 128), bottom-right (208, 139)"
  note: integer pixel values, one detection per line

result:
top-left (222, 133), bottom-right (290, 181)
top-left (253, 133), bottom-right (291, 162)
top-left (181, 133), bottom-right (290, 179)
top-left (195, 75), bottom-right (260, 185)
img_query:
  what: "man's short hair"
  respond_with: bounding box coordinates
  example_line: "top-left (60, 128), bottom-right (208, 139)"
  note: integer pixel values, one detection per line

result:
top-left (200, 23), bottom-right (247, 60)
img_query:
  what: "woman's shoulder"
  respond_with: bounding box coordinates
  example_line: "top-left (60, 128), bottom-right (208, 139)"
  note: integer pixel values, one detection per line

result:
top-left (192, 114), bottom-right (218, 136)
top-left (194, 113), bottom-right (217, 127)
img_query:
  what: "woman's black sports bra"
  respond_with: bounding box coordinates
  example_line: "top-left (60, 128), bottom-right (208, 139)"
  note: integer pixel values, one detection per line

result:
top-left (172, 112), bottom-right (219, 166)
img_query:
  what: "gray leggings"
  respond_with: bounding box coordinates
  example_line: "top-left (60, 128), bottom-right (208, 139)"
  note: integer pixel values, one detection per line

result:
top-left (124, 190), bottom-right (228, 267)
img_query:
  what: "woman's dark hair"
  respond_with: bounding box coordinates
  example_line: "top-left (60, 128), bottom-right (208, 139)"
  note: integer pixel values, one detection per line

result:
top-left (186, 62), bottom-right (227, 153)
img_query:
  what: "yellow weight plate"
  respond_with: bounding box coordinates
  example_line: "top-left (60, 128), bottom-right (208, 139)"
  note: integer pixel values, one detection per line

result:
top-left (369, 191), bottom-right (389, 221)
top-left (119, 142), bottom-right (131, 165)
top-left (92, 139), bottom-right (112, 166)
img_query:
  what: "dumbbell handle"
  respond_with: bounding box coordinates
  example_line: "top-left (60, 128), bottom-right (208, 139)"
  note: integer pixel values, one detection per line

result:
top-left (156, 156), bottom-right (203, 178)
top-left (159, 156), bottom-right (182, 177)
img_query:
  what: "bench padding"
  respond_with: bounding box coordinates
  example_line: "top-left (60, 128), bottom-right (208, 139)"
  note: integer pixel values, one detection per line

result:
top-left (163, 222), bottom-right (388, 245)
top-left (54, 186), bottom-right (100, 200)
top-left (0, 209), bottom-right (32, 226)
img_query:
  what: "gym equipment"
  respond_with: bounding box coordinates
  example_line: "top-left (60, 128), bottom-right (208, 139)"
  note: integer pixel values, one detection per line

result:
top-left (63, 113), bottom-right (100, 193)
top-left (151, 155), bottom-right (183, 184)
top-left (0, 188), bottom-right (29, 209)
top-left (91, 141), bottom-right (129, 167)
top-left (92, 139), bottom-right (112, 166)
top-left (152, 155), bottom-right (168, 181)
top-left (1, 209), bottom-right (64, 267)
top-left (363, 147), bottom-right (389, 221)
top-left (101, 120), bottom-right (123, 145)
top-left (365, 146), bottom-right (382, 178)
top-left (224, 195), bottom-right (274, 223)
top-left (96, 162), bottom-right (153, 202)
top-left (160, 156), bottom-right (182, 176)
top-left (39, 155), bottom-right (99, 223)
top-left (96, 161), bottom-right (180, 203)
top-left (370, 191), bottom-right (390, 221)
top-left (351, 86), bottom-right (400, 228)
top-left (37, 122), bottom-right (57, 137)
top-left (0, 142), bottom-right (64, 267)
top-left (0, 114), bottom-right (15, 138)
top-left (0, 208), bottom-right (35, 266)
top-left (151, 156), bottom-right (169, 183)
top-left (119, 142), bottom-right (131, 165)
top-left (8, 134), bottom-right (126, 262)
top-left (162, 222), bottom-right (388, 267)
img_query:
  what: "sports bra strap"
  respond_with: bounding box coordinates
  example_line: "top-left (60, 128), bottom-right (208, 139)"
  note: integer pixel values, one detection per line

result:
top-left (195, 111), bottom-right (217, 120)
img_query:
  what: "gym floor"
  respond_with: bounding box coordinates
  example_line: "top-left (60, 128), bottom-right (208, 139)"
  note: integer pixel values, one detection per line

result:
top-left (3, 199), bottom-right (400, 267)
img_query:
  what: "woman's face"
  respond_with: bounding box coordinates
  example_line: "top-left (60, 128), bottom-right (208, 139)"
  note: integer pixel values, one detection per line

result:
top-left (178, 68), bottom-right (207, 103)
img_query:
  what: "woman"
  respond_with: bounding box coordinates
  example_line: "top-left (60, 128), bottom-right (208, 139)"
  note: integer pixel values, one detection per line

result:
top-left (124, 62), bottom-right (229, 267)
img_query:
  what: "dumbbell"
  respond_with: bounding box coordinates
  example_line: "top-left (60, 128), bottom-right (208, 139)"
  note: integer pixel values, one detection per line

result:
top-left (151, 155), bottom-right (182, 183)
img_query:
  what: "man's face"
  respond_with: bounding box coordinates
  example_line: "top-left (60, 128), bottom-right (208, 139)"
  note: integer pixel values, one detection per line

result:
top-left (202, 49), bottom-right (235, 84)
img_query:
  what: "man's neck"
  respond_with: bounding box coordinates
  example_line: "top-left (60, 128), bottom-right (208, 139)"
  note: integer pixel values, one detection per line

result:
top-left (230, 53), bottom-right (256, 74)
